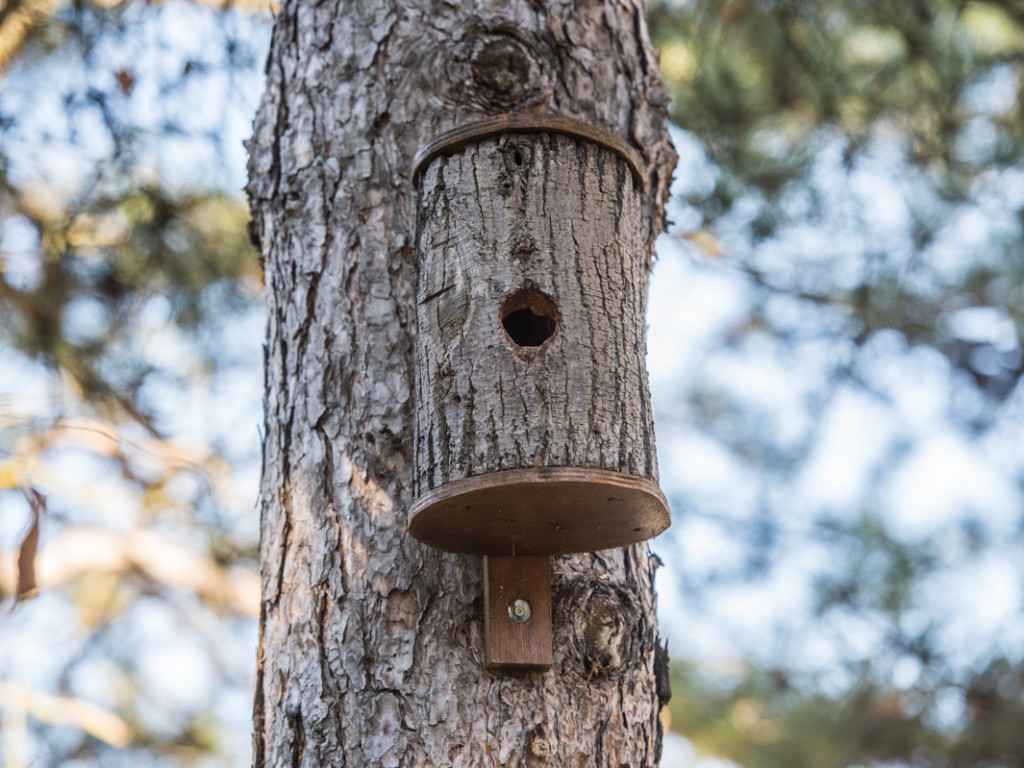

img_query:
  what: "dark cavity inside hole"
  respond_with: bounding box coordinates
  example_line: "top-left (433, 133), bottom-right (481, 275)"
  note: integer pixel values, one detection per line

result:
top-left (500, 289), bottom-right (557, 348)
top-left (513, 148), bottom-right (524, 166)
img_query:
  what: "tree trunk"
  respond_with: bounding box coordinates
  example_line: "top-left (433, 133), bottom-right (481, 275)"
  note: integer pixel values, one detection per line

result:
top-left (246, 1), bottom-right (676, 766)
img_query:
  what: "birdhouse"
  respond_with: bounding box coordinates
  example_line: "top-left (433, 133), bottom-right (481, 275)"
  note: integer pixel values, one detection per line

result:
top-left (410, 115), bottom-right (670, 668)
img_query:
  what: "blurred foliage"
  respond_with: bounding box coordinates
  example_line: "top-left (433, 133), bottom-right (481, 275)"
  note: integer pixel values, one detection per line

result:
top-left (0, 0), bottom-right (268, 765)
top-left (650, 0), bottom-right (1024, 400)
top-left (649, 1), bottom-right (1024, 766)
top-left (669, 654), bottom-right (1024, 768)
top-left (2, 185), bottom-right (259, 425)
top-left (665, 515), bottom-right (1024, 767)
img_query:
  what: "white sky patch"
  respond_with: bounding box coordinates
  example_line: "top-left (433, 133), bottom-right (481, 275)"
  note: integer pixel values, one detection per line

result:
top-left (963, 63), bottom-right (1020, 115)
top-left (885, 431), bottom-right (1018, 541)
top-left (946, 306), bottom-right (1020, 350)
top-left (668, 127), bottom-right (719, 200)
top-left (861, 335), bottom-right (953, 432)
top-left (0, 215), bottom-right (44, 290)
top-left (919, 553), bottom-right (1024, 665)
top-left (0, 350), bottom-right (56, 419)
top-left (0, 493), bottom-right (34, 550)
top-left (850, 157), bottom-right (911, 236)
top-left (998, 167), bottom-right (1024, 209)
top-left (671, 513), bottom-right (749, 574)
top-left (657, 519), bottom-right (829, 664)
top-left (139, 321), bottom-right (197, 372)
top-left (796, 611), bottom-right (890, 675)
top-left (68, 658), bottom-right (128, 712)
top-left (130, 598), bottom-right (215, 715)
top-left (0, 592), bottom-right (80, 685)
top-left (891, 654), bottom-right (924, 689)
top-left (662, 732), bottom-right (744, 768)
top-left (717, 571), bottom-right (814, 641)
top-left (795, 388), bottom-right (894, 514)
top-left (928, 203), bottom-right (1010, 276)
top-left (661, 432), bottom-right (760, 516)
top-left (648, 236), bottom-right (750, 389)
top-left (36, 448), bottom-right (145, 531)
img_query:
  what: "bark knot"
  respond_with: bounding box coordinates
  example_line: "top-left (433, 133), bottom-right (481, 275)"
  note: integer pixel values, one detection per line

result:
top-left (561, 579), bottom-right (642, 678)
top-left (525, 724), bottom-right (550, 767)
top-left (472, 38), bottom-right (533, 105)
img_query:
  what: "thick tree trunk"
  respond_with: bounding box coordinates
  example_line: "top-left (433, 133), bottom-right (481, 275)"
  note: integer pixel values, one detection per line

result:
top-left (247, 1), bottom-right (676, 766)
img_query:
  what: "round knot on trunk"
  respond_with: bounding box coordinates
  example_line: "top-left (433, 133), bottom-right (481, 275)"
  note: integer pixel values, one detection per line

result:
top-left (561, 578), bottom-right (641, 678)
top-left (472, 38), bottom-right (533, 105)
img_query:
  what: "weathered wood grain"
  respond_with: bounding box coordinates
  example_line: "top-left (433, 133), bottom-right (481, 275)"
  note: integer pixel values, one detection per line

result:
top-left (484, 556), bottom-right (553, 670)
top-left (414, 131), bottom-right (657, 488)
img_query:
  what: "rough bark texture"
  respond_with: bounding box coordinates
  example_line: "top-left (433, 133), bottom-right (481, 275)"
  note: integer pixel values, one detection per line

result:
top-left (414, 132), bottom-right (655, 492)
top-left (246, 0), bottom-right (676, 766)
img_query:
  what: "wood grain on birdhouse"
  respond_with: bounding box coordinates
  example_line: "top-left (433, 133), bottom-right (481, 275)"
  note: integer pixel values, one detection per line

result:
top-left (410, 117), bottom-right (669, 556)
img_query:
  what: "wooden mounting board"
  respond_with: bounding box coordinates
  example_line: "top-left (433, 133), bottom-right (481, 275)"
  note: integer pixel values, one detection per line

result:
top-left (484, 556), bottom-right (552, 671)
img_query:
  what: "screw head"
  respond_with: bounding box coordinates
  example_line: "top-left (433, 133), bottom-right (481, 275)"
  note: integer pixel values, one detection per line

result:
top-left (509, 599), bottom-right (532, 623)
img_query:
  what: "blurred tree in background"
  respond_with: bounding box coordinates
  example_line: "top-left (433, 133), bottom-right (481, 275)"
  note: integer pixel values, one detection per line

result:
top-left (0, 1), bottom-right (269, 765)
top-left (646, 1), bottom-right (1024, 766)
top-left (0, 0), bottom-right (1021, 766)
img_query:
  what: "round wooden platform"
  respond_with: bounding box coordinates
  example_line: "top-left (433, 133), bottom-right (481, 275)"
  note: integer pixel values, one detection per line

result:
top-left (409, 466), bottom-right (670, 556)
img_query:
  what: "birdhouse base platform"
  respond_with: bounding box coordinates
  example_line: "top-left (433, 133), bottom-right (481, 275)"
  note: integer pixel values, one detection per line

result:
top-left (409, 466), bottom-right (670, 556)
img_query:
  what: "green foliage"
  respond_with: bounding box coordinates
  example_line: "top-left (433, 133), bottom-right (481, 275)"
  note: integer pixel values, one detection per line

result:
top-left (669, 655), bottom-right (1024, 768)
top-left (652, 0), bottom-right (1024, 195)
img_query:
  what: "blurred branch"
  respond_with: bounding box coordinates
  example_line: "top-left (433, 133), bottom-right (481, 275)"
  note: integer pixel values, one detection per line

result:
top-left (0, 0), bottom-right (59, 71)
top-left (0, 527), bottom-right (259, 616)
top-left (9, 415), bottom-right (217, 475)
top-left (0, 680), bottom-right (132, 748)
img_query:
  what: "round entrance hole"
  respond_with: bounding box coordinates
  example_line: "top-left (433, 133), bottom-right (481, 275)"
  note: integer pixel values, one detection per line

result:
top-left (500, 288), bottom-right (557, 348)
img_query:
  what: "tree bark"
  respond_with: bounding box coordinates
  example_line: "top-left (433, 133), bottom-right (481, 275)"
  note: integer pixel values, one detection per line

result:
top-left (247, 1), bottom-right (676, 766)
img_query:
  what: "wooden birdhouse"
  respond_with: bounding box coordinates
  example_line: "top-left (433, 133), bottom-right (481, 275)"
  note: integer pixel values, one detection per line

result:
top-left (410, 115), bottom-right (670, 669)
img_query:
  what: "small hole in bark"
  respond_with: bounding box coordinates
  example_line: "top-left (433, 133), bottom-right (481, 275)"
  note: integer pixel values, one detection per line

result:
top-left (500, 289), bottom-right (557, 348)
top-left (514, 148), bottom-right (524, 166)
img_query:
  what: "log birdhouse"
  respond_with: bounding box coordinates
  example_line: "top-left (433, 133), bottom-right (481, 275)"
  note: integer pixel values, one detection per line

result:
top-left (410, 115), bottom-right (670, 669)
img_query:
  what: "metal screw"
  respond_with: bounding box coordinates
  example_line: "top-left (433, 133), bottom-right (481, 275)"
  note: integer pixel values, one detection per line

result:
top-left (509, 599), bottom-right (532, 624)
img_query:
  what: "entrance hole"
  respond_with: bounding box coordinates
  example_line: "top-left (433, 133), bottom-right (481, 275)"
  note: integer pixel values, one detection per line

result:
top-left (500, 288), bottom-right (557, 348)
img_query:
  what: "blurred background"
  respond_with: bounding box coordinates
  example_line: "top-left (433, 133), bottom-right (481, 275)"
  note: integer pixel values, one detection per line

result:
top-left (0, 1), bottom-right (1021, 766)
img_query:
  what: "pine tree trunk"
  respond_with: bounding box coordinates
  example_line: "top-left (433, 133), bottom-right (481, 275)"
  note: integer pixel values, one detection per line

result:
top-left (246, 1), bottom-right (676, 765)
